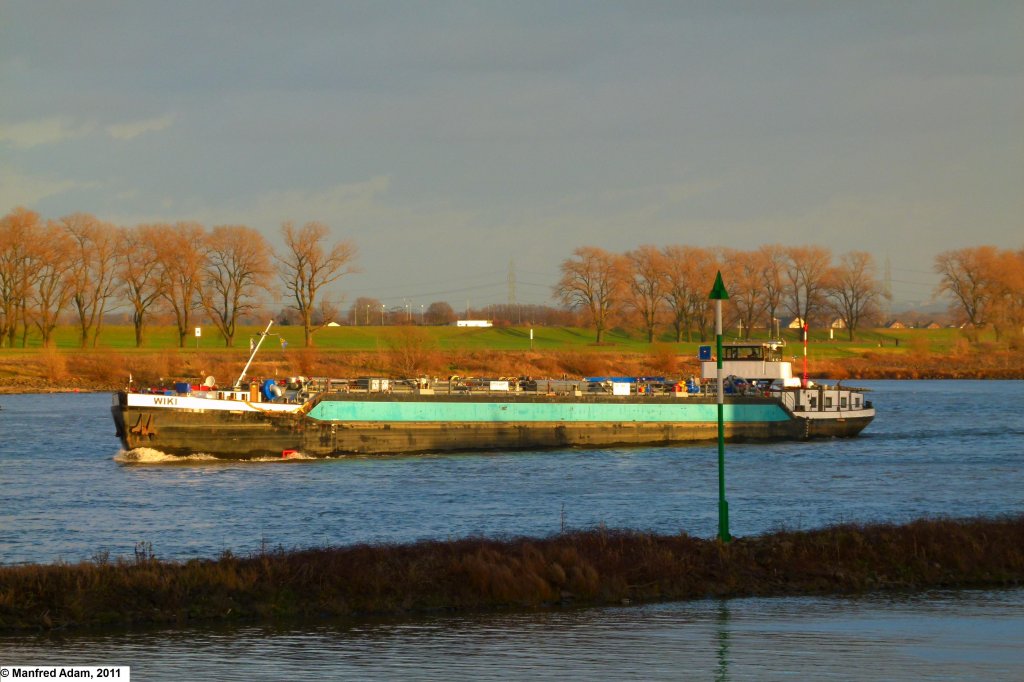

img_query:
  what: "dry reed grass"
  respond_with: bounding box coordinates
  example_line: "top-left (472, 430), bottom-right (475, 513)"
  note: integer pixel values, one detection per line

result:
top-left (813, 349), bottom-right (1024, 380)
top-left (1, 516), bottom-right (1020, 632)
top-left (291, 348), bottom-right (325, 377)
top-left (3, 345), bottom-right (1023, 393)
top-left (36, 347), bottom-right (68, 382)
top-left (386, 327), bottom-right (440, 377)
top-left (645, 343), bottom-right (680, 375)
top-left (554, 352), bottom-right (611, 378)
top-left (67, 351), bottom-right (130, 385)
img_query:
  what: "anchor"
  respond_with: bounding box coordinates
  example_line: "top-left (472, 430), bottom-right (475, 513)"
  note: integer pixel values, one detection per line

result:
top-left (129, 413), bottom-right (156, 439)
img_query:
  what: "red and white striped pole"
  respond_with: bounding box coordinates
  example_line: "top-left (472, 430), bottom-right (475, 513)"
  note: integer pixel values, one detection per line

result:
top-left (802, 323), bottom-right (809, 388)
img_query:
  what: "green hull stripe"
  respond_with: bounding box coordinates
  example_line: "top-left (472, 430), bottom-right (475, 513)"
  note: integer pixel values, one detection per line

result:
top-left (307, 400), bottom-right (790, 423)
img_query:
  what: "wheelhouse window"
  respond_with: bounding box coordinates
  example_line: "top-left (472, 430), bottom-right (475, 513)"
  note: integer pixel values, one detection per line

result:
top-left (825, 396), bottom-right (833, 409)
top-left (724, 346), bottom-right (762, 360)
top-left (721, 344), bottom-right (783, 362)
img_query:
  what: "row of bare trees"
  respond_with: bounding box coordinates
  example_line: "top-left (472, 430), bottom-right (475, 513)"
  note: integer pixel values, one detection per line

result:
top-left (555, 244), bottom-right (890, 343)
top-left (0, 208), bottom-right (357, 348)
top-left (935, 246), bottom-right (1024, 341)
top-left (342, 298), bottom-right (577, 327)
top-left (5, 203), bottom-right (1017, 350)
top-left (347, 298), bottom-right (462, 326)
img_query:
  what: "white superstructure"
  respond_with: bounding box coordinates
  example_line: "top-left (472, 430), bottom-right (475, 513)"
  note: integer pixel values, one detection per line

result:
top-left (700, 341), bottom-right (801, 387)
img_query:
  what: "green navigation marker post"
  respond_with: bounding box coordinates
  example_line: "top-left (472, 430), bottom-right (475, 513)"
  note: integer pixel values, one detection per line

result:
top-left (708, 271), bottom-right (731, 543)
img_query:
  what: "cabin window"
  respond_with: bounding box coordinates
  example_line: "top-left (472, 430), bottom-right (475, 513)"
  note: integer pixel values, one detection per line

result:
top-left (809, 396), bottom-right (817, 409)
top-left (825, 396), bottom-right (833, 409)
top-left (841, 396), bottom-right (848, 409)
top-left (854, 397), bottom-right (861, 408)
top-left (723, 346), bottom-right (762, 360)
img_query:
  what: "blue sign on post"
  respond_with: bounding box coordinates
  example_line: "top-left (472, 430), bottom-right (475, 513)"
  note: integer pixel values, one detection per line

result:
top-left (699, 345), bottom-right (712, 361)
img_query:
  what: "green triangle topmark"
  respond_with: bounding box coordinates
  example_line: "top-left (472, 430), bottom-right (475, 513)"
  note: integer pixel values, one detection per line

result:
top-left (708, 271), bottom-right (729, 300)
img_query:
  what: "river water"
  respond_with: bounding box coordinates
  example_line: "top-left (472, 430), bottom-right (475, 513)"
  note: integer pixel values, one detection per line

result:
top-left (1, 380), bottom-right (1023, 679)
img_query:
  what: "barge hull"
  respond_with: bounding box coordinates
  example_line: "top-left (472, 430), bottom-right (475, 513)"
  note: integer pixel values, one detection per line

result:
top-left (112, 391), bottom-right (874, 459)
top-left (116, 411), bottom-right (804, 458)
top-left (802, 415), bottom-right (875, 439)
top-left (113, 413), bottom-right (872, 459)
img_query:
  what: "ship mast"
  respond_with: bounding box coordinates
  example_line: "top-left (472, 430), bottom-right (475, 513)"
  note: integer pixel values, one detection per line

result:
top-left (234, 320), bottom-right (274, 389)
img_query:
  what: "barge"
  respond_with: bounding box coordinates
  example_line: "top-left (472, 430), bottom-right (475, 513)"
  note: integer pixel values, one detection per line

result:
top-left (111, 326), bottom-right (874, 459)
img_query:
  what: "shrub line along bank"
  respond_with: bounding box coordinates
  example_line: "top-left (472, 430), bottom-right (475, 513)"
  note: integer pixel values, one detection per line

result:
top-left (1, 346), bottom-right (1023, 394)
top-left (1, 516), bottom-right (1021, 632)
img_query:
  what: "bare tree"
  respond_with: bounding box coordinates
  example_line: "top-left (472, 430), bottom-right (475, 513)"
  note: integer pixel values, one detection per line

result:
top-left (0, 219), bottom-right (8, 346)
top-left (200, 225), bottom-right (273, 347)
top-left (155, 222), bottom-right (208, 348)
top-left (29, 221), bottom-right (76, 347)
top-left (310, 298), bottom-right (342, 327)
top-left (424, 301), bottom-right (456, 325)
top-left (758, 244), bottom-right (787, 336)
top-left (825, 251), bottom-right (887, 340)
top-left (990, 248), bottom-right (1024, 340)
top-left (720, 248), bottom-right (764, 339)
top-left (661, 245), bottom-right (716, 342)
top-left (691, 259), bottom-right (720, 342)
top-left (119, 225), bottom-right (166, 347)
top-left (0, 207), bottom-right (41, 347)
top-left (554, 246), bottom-right (627, 344)
top-left (625, 245), bottom-right (666, 343)
top-left (275, 221), bottom-right (358, 347)
top-left (62, 213), bottom-right (121, 348)
top-left (934, 246), bottom-right (999, 338)
top-left (783, 245), bottom-right (833, 328)
top-left (386, 325), bottom-right (438, 376)
top-left (349, 296), bottom-right (384, 325)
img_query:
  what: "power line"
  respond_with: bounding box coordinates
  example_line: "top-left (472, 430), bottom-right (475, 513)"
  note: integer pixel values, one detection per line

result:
top-left (890, 278), bottom-right (937, 288)
top-left (890, 266), bottom-right (938, 276)
top-left (508, 259), bottom-right (516, 307)
top-left (352, 269), bottom-right (508, 295)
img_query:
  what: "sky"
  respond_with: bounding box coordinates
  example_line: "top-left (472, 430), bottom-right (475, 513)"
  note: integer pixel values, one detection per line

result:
top-left (2, 1), bottom-right (1022, 312)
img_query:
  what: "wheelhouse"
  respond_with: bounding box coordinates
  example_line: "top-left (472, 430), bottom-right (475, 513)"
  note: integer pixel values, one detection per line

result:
top-left (700, 340), bottom-right (799, 386)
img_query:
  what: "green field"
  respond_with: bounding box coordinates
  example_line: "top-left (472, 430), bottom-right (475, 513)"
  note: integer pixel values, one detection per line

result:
top-left (0, 323), bottom-right (973, 359)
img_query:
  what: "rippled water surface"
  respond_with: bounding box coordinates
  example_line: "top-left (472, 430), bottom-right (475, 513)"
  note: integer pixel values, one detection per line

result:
top-left (3, 591), bottom-right (1023, 681)
top-left (1, 380), bottom-right (1022, 678)
top-left (1, 381), bottom-right (1022, 564)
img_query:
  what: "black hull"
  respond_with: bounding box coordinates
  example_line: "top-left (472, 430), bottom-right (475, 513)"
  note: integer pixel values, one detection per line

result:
top-left (805, 416), bottom-right (876, 439)
top-left (112, 393), bottom-right (873, 460)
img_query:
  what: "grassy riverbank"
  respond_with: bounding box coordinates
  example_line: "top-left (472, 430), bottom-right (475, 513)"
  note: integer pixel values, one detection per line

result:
top-left (1, 516), bottom-right (1021, 632)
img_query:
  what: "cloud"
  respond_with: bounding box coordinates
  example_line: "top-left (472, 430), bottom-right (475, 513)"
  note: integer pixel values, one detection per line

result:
top-left (0, 117), bottom-right (93, 148)
top-left (197, 176), bottom-right (428, 233)
top-left (0, 166), bottom-right (93, 211)
top-left (105, 113), bottom-right (176, 140)
top-left (0, 114), bottom-right (174, 147)
top-left (102, 176), bottom-right (415, 234)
